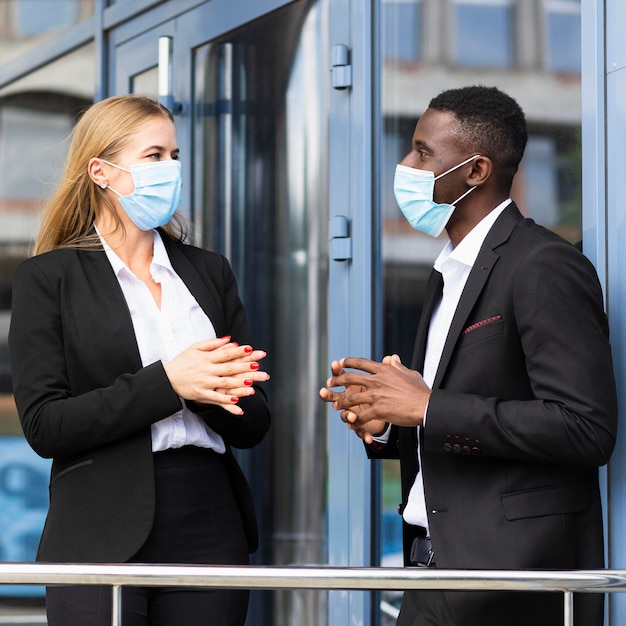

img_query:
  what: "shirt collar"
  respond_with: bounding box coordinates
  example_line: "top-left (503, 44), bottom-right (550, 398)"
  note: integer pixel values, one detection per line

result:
top-left (151, 230), bottom-right (174, 273)
top-left (434, 199), bottom-right (511, 272)
top-left (96, 227), bottom-right (172, 277)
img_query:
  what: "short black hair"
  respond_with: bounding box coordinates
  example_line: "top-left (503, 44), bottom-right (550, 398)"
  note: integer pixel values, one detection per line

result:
top-left (428, 85), bottom-right (528, 187)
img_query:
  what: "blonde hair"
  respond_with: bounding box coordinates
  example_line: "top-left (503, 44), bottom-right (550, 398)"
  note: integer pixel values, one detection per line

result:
top-left (34, 94), bottom-right (188, 255)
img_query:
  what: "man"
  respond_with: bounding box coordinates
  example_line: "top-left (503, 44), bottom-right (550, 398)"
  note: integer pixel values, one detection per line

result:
top-left (320, 85), bottom-right (617, 626)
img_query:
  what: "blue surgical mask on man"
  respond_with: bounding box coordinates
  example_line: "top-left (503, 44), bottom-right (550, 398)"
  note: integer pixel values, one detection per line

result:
top-left (393, 155), bottom-right (480, 237)
top-left (101, 159), bottom-right (182, 231)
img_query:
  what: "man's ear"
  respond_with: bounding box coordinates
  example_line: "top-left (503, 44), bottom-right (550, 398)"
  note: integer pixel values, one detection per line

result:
top-left (468, 155), bottom-right (492, 186)
top-left (88, 157), bottom-right (108, 189)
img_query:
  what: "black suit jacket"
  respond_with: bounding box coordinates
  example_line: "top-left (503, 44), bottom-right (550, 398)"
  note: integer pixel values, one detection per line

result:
top-left (9, 231), bottom-right (270, 563)
top-left (370, 204), bottom-right (618, 624)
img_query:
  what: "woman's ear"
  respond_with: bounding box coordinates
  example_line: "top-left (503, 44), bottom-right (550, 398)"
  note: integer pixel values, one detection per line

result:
top-left (468, 155), bottom-right (492, 186)
top-left (88, 157), bottom-right (108, 189)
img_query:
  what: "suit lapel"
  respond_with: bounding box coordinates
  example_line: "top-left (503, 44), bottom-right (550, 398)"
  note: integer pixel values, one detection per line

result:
top-left (81, 248), bottom-right (145, 371)
top-left (432, 203), bottom-right (525, 389)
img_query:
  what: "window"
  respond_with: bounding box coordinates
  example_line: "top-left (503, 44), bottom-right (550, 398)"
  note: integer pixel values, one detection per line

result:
top-left (383, 0), bottom-right (423, 63)
top-left (16, 0), bottom-right (81, 37)
top-left (452, 0), bottom-right (514, 68)
top-left (543, 0), bottom-right (581, 73)
top-left (522, 130), bottom-right (582, 243)
top-left (0, 1), bottom-right (94, 66)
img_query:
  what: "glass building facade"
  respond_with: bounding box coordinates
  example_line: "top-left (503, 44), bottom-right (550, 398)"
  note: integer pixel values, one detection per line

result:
top-left (1, 1), bottom-right (625, 624)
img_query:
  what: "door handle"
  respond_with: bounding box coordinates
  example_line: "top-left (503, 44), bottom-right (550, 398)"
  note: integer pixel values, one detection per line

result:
top-left (158, 36), bottom-right (184, 115)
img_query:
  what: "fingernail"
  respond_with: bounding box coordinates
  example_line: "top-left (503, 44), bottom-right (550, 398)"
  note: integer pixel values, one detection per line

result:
top-left (231, 397), bottom-right (239, 403)
top-left (250, 363), bottom-right (259, 370)
top-left (232, 342), bottom-right (239, 347)
top-left (244, 346), bottom-right (253, 353)
top-left (244, 379), bottom-right (253, 386)
top-left (221, 335), bottom-right (231, 340)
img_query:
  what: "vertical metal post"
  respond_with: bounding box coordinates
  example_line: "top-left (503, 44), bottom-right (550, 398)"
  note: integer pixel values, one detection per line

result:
top-left (217, 43), bottom-right (233, 262)
top-left (563, 591), bottom-right (574, 626)
top-left (158, 36), bottom-right (182, 114)
top-left (111, 585), bottom-right (122, 626)
top-left (158, 36), bottom-right (174, 111)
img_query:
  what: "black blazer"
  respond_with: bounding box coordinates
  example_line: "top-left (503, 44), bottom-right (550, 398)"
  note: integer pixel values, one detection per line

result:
top-left (369, 204), bottom-right (618, 624)
top-left (9, 231), bottom-right (270, 563)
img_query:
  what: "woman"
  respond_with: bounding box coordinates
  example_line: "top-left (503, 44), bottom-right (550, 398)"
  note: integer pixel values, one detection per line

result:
top-left (8, 94), bottom-right (270, 626)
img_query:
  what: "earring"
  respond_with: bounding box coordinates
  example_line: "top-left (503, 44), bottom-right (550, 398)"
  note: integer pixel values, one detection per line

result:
top-left (100, 183), bottom-right (107, 189)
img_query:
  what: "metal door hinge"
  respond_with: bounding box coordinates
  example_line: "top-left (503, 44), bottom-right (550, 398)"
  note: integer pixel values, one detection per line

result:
top-left (332, 44), bottom-right (352, 90)
top-left (329, 215), bottom-right (352, 261)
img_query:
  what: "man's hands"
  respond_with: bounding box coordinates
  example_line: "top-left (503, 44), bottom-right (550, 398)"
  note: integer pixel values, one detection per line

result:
top-left (319, 354), bottom-right (431, 444)
top-left (163, 336), bottom-right (270, 415)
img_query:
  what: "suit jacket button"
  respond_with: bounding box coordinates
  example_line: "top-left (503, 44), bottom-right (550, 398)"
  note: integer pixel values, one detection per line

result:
top-left (452, 443), bottom-right (462, 454)
top-left (471, 446), bottom-right (480, 455)
top-left (462, 445), bottom-right (471, 455)
top-left (443, 442), bottom-right (452, 453)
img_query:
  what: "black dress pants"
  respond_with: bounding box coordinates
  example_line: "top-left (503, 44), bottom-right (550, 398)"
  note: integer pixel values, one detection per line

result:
top-left (397, 587), bottom-right (603, 626)
top-left (46, 446), bottom-right (250, 626)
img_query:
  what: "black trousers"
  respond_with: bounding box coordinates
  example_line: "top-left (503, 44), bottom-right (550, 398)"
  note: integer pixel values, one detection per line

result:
top-left (397, 588), bottom-right (603, 626)
top-left (46, 446), bottom-right (250, 626)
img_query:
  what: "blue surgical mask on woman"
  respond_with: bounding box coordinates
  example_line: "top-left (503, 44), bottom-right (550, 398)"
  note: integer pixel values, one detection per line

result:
top-left (101, 159), bottom-right (182, 231)
top-left (393, 155), bottom-right (479, 237)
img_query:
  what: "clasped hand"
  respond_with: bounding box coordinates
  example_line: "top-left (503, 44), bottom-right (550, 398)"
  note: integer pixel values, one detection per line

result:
top-left (163, 336), bottom-right (270, 415)
top-left (319, 355), bottom-right (431, 444)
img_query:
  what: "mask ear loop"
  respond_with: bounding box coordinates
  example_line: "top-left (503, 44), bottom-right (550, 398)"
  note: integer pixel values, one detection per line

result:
top-left (97, 179), bottom-right (122, 197)
top-left (97, 160), bottom-right (126, 197)
top-left (100, 158), bottom-right (131, 173)
top-left (97, 158), bottom-right (128, 195)
top-left (435, 155), bottom-right (481, 207)
top-left (434, 154), bottom-right (481, 181)
top-left (450, 185), bottom-right (477, 207)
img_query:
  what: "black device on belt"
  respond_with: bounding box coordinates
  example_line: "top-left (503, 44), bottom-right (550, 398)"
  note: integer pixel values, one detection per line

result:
top-left (409, 536), bottom-right (435, 567)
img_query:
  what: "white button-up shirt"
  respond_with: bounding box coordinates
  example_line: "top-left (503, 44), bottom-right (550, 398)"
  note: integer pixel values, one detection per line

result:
top-left (100, 229), bottom-right (226, 453)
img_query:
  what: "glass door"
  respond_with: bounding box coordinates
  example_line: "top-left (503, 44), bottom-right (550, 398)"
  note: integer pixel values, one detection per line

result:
top-left (187, 4), bottom-right (330, 624)
top-left (109, 1), bottom-right (364, 624)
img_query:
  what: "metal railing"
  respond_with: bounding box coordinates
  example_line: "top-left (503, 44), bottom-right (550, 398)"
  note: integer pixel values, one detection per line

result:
top-left (0, 563), bottom-right (623, 626)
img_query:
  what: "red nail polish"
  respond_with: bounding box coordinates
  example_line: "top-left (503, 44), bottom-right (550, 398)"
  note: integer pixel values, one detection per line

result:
top-left (250, 363), bottom-right (259, 370)
top-left (231, 397), bottom-right (239, 403)
top-left (221, 335), bottom-right (231, 340)
top-left (244, 346), bottom-right (253, 353)
top-left (244, 379), bottom-right (253, 386)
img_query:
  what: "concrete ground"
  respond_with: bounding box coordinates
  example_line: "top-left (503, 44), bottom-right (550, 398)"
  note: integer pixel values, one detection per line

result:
top-left (0, 599), bottom-right (46, 625)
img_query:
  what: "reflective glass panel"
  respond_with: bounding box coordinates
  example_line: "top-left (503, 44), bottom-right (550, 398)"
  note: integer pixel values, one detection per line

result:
top-left (378, 1), bottom-right (582, 621)
top-left (383, 0), bottom-right (422, 63)
top-left (0, 44), bottom-right (94, 432)
top-left (192, 2), bottom-right (328, 624)
top-left (131, 66), bottom-right (159, 100)
top-left (0, 43), bottom-right (93, 598)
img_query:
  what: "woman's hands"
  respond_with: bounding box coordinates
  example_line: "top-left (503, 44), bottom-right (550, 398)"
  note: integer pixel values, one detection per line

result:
top-left (162, 336), bottom-right (270, 415)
